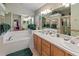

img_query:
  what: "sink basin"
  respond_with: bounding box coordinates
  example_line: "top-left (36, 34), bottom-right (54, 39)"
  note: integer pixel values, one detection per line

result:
top-left (64, 41), bottom-right (79, 53)
top-left (68, 36), bottom-right (79, 45)
top-left (63, 36), bottom-right (79, 53)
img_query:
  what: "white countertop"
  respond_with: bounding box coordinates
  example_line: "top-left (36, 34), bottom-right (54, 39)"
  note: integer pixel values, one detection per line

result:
top-left (33, 30), bottom-right (79, 56)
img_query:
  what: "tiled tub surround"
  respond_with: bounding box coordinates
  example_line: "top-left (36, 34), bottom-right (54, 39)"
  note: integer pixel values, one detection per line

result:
top-left (33, 29), bottom-right (79, 56)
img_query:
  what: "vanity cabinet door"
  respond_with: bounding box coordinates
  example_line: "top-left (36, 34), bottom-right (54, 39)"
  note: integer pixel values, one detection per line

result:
top-left (51, 44), bottom-right (64, 56)
top-left (42, 39), bottom-right (51, 56)
top-left (37, 37), bottom-right (42, 55)
top-left (64, 52), bottom-right (72, 56)
top-left (51, 44), bottom-right (72, 56)
top-left (53, 46), bottom-right (65, 56)
top-left (33, 34), bottom-right (42, 55)
top-left (33, 34), bottom-right (38, 50)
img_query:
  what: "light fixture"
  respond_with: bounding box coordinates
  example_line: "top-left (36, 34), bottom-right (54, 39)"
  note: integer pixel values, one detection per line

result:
top-left (41, 9), bottom-right (52, 15)
top-left (62, 3), bottom-right (70, 7)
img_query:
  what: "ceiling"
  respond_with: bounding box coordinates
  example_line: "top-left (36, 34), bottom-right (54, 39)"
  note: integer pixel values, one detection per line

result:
top-left (20, 3), bottom-right (46, 11)
top-left (4, 3), bottom-right (46, 16)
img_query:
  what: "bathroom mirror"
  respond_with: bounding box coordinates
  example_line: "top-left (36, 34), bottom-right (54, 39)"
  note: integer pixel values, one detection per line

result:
top-left (0, 15), bottom-right (5, 35)
top-left (41, 5), bottom-right (71, 35)
top-left (42, 13), bottom-right (60, 29)
top-left (0, 7), bottom-right (5, 35)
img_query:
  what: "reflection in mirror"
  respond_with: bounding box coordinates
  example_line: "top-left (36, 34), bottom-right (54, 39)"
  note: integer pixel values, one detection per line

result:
top-left (60, 15), bottom-right (71, 35)
top-left (0, 15), bottom-right (5, 35)
top-left (0, 11), bottom-right (11, 35)
top-left (41, 5), bottom-right (71, 35)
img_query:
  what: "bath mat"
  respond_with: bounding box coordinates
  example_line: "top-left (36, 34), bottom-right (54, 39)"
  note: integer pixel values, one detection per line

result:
top-left (6, 48), bottom-right (33, 56)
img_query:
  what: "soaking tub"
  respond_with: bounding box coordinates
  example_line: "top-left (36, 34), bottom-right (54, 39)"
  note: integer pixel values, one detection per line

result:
top-left (0, 30), bottom-right (32, 55)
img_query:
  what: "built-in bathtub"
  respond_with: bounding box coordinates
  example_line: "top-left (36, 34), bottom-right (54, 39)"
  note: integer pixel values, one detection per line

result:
top-left (3, 30), bottom-right (31, 43)
top-left (0, 30), bottom-right (33, 56)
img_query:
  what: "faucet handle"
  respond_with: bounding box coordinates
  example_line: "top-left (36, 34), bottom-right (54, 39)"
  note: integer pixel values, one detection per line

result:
top-left (8, 36), bottom-right (12, 41)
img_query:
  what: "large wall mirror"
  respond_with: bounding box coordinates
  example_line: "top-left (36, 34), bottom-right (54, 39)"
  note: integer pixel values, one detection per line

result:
top-left (41, 5), bottom-right (71, 35)
top-left (0, 4), bottom-right (11, 35)
top-left (41, 3), bottom-right (79, 36)
top-left (0, 4), bottom-right (5, 35)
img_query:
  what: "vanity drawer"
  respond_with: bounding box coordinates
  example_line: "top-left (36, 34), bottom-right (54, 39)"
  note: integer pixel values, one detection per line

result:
top-left (37, 37), bottom-right (42, 55)
top-left (42, 39), bottom-right (51, 56)
top-left (42, 45), bottom-right (50, 55)
top-left (53, 46), bottom-right (65, 56)
top-left (42, 50), bottom-right (50, 56)
top-left (33, 34), bottom-right (38, 50)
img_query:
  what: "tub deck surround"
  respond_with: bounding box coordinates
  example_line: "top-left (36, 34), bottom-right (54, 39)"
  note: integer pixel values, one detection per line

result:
top-left (33, 30), bottom-right (79, 56)
top-left (3, 30), bottom-right (31, 44)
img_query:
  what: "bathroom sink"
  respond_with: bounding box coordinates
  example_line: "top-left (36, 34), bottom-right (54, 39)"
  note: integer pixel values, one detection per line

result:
top-left (63, 35), bottom-right (71, 41)
top-left (63, 36), bottom-right (79, 53)
top-left (64, 41), bottom-right (79, 53)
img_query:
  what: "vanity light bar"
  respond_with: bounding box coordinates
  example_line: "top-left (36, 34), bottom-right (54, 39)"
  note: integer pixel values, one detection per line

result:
top-left (41, 9), bottom-right (52, 15)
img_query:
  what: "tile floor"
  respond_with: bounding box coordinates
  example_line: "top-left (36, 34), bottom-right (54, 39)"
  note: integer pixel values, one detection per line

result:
top-left (31, 49), bottom-right (39, 56)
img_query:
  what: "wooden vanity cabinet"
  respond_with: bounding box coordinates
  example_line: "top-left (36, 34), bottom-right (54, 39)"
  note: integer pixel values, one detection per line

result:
top-left (42, 39), bottom-right (51, 56)
top-left (33, 34), bottom-right (72, 56)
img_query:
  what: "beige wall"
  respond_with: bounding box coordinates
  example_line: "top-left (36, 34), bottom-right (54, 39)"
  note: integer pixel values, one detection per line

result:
top-left (0, 4), bottom-right (5, 24)
top-left (71, 3), bottom-right (79, 36)
top-left (5, 13), bottom-right (11, 25)
top-left (21, 16), bottom-right (28, 30)
top-left (0, 16), bottom-right (5, 24)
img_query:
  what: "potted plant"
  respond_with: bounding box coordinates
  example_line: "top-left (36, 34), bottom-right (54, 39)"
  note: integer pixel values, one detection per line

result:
top-left (28, 24), bottom-right (36, 30)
